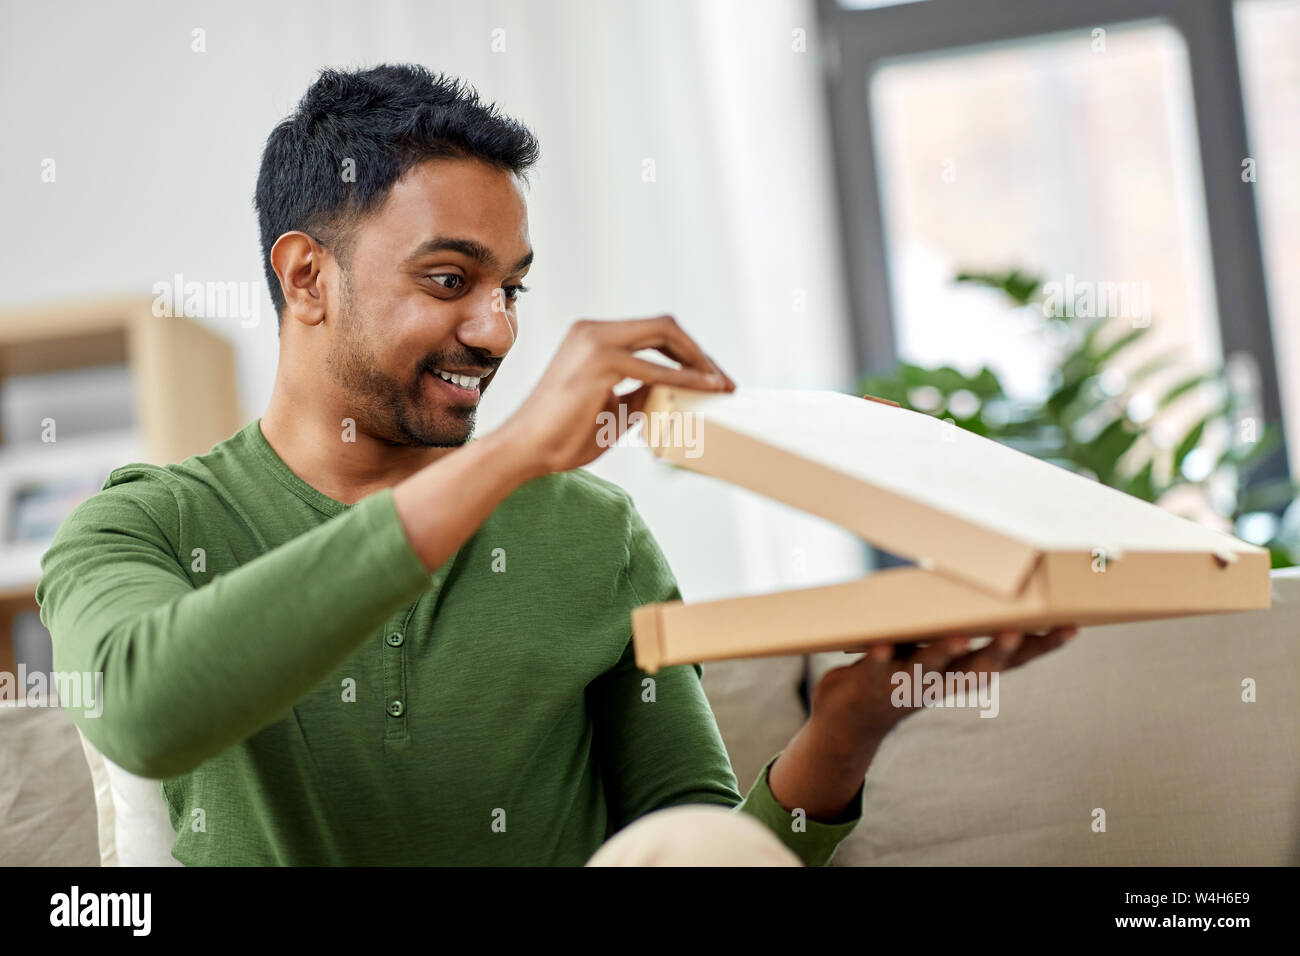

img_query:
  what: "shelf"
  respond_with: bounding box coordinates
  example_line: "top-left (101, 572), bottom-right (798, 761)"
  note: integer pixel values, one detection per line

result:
top-left (0, 295), bottom-right (243, 667)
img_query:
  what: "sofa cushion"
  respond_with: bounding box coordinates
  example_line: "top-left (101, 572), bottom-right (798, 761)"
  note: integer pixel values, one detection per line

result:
top-left (701, 656), bottom-right (807, 792)
top-left (0, 704), bottom-right (100, 865)
top-left (64, 657), bottom-right (806, 867)
top-left (810, 568), bottom-right (1300, 865)
top-left (76, 730), bottom-right (180, 867)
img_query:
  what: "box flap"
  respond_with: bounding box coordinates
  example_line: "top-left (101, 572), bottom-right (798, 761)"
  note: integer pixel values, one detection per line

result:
top-left (640, 385), bottom-right (1265, 598)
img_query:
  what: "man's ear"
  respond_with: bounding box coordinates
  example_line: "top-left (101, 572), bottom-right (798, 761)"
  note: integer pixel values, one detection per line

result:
top-left (270, 231), bottom-right (329, 328)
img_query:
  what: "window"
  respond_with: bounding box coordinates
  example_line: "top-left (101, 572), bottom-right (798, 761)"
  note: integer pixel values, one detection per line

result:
top-left (871, 23), bottom-right (1220, 404)
top-left (823, 0), bottom-right (1290, 487)
top-left (1237, 0), bottom-right (1300, 471)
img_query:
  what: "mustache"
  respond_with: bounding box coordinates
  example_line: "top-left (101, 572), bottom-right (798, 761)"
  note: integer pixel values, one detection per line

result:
top-left (420, 353), bottom-right (501, 376)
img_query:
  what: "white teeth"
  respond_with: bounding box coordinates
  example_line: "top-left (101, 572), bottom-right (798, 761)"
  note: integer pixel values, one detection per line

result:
top-left (434, 369), bottom-right (481, 389)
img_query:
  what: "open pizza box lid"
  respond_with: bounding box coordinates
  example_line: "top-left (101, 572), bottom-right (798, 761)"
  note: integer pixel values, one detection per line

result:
top-left (630, 385), bottom-right (1272, 672)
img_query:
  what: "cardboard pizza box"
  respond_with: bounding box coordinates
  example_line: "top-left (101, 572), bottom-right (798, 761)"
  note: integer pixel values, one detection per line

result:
top-left (630, 385), bottom-right (1271, 673)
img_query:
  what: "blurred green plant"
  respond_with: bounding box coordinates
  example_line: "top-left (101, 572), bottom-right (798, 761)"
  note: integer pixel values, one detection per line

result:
top-left (856, 268), bottom-right (1298, 567)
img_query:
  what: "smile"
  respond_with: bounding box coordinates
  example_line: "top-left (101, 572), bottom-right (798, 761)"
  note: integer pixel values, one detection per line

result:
top-left (425, 368), bottom-right (485, 404)
top-left (431, 368), bottom-right (482, 390)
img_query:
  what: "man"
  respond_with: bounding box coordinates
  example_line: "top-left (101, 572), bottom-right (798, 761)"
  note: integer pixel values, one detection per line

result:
top-left (37, 64), bottom-right (1074, 866)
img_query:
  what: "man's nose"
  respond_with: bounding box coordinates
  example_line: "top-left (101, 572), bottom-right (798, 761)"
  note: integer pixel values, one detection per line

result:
top-left (457, 290), bottom-right (518, 358)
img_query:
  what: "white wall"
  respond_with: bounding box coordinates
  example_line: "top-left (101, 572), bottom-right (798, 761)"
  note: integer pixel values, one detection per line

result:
top-left (0, 0), bottom-right (866, 602)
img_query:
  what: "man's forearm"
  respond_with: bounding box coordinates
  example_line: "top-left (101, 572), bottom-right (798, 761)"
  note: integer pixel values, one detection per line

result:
top-left (767, 716), bottom-right (879, 822)
top-left (40, 430), bottom-right (539, 779)
top-left (392, 425), bottom-right (539, 571)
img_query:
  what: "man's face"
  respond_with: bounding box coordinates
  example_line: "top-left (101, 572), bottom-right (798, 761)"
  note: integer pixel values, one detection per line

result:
top-left (324, 157), bottom-right (532, 447)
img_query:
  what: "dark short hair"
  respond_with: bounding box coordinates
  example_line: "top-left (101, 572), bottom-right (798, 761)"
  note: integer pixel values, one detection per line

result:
top-left (254, 64), bottom-right (540, 324)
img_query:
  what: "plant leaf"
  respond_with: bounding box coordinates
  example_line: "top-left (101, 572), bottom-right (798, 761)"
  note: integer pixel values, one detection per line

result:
top-left (1076, 417), bottom-right (1141, 485)
top-left (1123, 459), bottom-right (1157, 501)
top-left (1155, 371), bottom-right (1221, 410)
top-left (1222, 423), bottom-right (1282, 474)
top-left (1236, 477), bottom-right (1300, 514)
top-left (1173, 414), bottom-right (1215, 472)
top-left (954, 269), bottom-right (1042, 306)
top-left (1092, 325), bottom-right (1149, 365)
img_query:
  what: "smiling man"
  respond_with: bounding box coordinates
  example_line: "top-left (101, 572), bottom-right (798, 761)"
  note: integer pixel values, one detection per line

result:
top-left (36, 64), bottom-right (1073, 866)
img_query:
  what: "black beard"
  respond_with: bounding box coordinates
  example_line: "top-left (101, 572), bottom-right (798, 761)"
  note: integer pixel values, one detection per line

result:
top-left (325, 280), bottom-right (493, 448)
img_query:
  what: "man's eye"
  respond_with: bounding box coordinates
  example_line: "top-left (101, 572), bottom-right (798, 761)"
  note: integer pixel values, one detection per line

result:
top-left (427, 274), bottom-right (463, 291)
top-left (503, 284), bottom-right (530, 302)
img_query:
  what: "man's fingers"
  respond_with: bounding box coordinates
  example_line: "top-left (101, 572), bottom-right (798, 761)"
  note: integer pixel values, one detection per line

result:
top-left (949, 626), bottom-right (1076, 674)
top-left (581, 315), bottom-right (733, 385)
top-left (1005, 625), bottom-right (1077, 668)
top-left (947, 629), bottom-right (1024, 673)
top-left (644, 340), bottom-right (736, 391)
top-left (605, 351), bottom-right (727, 392)
top-left (618, 383), bottom-right (653, 420)
top-left (844, 625), bottom-right (1079, 674)
top-left (905, 633), bottom-right (971, 673)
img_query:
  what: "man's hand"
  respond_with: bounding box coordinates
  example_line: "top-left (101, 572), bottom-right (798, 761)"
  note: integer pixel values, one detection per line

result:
top-left (768, 626), bottom-right (1078, 822)
top-left (497, 315), bottom-right (735, 479)
top-left (811, 626), bottom-right (1078, 753)
top-left (394, 315), bottom-right (731, 572)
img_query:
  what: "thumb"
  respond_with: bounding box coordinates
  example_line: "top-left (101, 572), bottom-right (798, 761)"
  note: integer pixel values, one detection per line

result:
top-left (619, 383), bottom-right (652, 420)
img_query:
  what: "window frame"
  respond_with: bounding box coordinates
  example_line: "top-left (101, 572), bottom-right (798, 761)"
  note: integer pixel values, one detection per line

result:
top-left (817, 0), bottom-right (1287, 482)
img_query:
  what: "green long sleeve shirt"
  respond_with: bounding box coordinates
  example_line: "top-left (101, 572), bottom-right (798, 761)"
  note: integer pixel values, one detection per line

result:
top-left (36, 419), bottom-right (862, 866)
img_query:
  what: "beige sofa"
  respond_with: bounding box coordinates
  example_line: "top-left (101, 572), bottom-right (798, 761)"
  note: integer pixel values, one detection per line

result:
top-left (5, 568), bottom-right (1299, 866)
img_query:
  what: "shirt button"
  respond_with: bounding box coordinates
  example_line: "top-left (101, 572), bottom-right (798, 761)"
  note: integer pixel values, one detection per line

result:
top-left (386, 632), bottom-right (404, 647)
top-left (387, 699), bottom-right (405, 718)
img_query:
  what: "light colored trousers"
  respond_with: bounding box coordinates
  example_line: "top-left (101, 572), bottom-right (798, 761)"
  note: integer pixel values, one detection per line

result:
top-left (585, 805), bottom-right (802, 866)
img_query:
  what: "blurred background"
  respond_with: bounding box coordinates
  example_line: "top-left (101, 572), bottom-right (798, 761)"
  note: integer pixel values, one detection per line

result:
top-left (1, 0), bottom-right (1297, 675)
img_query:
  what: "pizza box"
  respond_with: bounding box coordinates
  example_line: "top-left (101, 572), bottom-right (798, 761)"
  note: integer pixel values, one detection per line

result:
top-left (630, 385), bottom-right (1271, 673)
